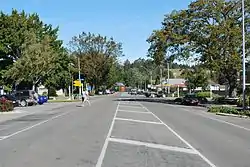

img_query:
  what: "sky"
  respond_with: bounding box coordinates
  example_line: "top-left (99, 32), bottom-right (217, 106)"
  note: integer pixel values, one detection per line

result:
top-left (1, 0), bottom-right (192, 62)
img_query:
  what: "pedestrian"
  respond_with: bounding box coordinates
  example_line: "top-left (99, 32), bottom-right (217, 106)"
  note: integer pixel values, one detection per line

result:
top-left (81, 89), bottom-right (91, 106)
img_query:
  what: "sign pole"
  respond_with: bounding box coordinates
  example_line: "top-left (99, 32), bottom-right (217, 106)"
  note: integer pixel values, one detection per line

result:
top-left (78, 57), bottom-right (81, 99)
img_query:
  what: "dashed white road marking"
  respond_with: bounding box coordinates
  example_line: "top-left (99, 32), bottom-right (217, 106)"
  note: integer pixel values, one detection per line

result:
top-left (96, 101), bottom-right (120, 167)
top-left (139, 102), bottom-right (217, 167)
top-left (115, 117), bottom-right (162, 125)
top-left (119, 102), bottom-right (141, 106)
top-left (119, 105), bottom-right (144, 109)
top-left (109, 137), bottom-right (197, 155)
top-left (118, 109), bottom-right (151, 114)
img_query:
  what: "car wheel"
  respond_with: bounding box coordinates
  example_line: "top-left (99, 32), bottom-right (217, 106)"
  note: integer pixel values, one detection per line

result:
top-left (20, 100), bottom-right (27, 107)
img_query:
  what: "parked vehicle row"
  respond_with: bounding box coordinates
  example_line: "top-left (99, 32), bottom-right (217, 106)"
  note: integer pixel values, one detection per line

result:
top-left (0, 90), bottom-right (48, 107)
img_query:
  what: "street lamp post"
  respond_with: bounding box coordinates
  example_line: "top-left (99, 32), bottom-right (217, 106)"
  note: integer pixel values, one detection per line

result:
top-left (242, 0), bottom-right (246, 110)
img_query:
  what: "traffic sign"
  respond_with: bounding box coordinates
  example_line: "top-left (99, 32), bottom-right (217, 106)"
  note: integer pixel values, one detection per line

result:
top-left (73, 80), bottom-right (81, 87)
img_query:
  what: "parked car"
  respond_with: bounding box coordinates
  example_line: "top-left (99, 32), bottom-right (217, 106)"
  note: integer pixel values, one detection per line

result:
top-left (130, 89), bottom-right (137, 95)
top-left (13, 90), bottom-right (37, 107)
top-left (0, 94), bottom-right (19, 107)
top-left (182, 94), bottom-right (199, 106)
top-left (37, 95), bottom-right (47, 105)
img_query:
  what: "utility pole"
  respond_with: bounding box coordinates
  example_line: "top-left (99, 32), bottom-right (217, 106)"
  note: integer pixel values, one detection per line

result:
top-left (150, 71), bottom-right (153, 87)
top-left (160, 66), bottom-right (163, 89)
top-left (242, 0), bottom-right (246, 110)
top-left (167, 62), bottom-right (170, 94)
top-left (71, 75), bottom-right (74, 100)
top-left (78, 56), bottom-right (81, 99)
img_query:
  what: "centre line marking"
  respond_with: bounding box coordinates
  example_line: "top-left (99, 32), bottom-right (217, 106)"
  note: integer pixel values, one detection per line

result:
top-left (118, 110), bottom-right (151, 114)
top-left (115, 117), bottom-right (162, 125)
top-left (109, 137), bottom-right (197, 155)
top-left (138, 102), bottom-right (217, 167)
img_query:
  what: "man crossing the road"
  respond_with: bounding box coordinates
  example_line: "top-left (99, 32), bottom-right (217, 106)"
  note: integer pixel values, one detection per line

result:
top-left (81, 89), bottom-right (91, 106)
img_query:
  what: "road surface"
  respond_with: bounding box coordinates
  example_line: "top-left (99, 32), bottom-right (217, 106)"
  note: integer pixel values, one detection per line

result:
top-left (0, 93), bottom-right (250, 167)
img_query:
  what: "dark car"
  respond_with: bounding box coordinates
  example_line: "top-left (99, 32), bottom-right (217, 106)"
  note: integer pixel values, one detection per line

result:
top-left (182, 94), bottom-right (199, 105)
top-left (0, 94), bottom-right (19, 107)
top-left (13, 90), bottom-right (37, 107)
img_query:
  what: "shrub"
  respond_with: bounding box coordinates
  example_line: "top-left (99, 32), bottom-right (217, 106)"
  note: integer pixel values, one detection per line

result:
top-left (196, 92), bottom-right (211, 98)
top-left (48, 87), bottom-right (58, 97)
top-left (237, 96), bottom-right (250, 107)
top-left (0, 97), bottom-right (14, 112)
top-left (89, 92), bottom-right (95, 96)
top-left (42, 91), bottom-right (48, 96)
top-left (208, 106), bottom-right (240, 115)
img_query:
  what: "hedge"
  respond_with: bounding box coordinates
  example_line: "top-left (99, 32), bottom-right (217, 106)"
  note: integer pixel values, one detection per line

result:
top-left (237, 96), bottom-right (250, 107)
top-left (208, 106), bottom-right (250, 116)
top-left (196, 92), bottom-right (211, 98)
top-left (0, 97), bottom-right (14, 112)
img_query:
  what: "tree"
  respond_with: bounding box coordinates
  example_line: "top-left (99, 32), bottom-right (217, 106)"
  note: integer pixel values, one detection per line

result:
top-left (4, 33), bottom-right (59, 90)
top-left (68, 32), bottom-right (123, 90)
top-left (181, 67), bottom-right (209, 92)
top-left (0, 9), bottom-right (64, 89)
top-left (149, 0), bottom-right (250, 97)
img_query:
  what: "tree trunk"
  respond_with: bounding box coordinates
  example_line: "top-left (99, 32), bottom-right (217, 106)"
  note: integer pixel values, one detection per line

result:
top-left (47, 87), bottom-right (50, 100)
top-left (32, 84), bottom-right (35, 91)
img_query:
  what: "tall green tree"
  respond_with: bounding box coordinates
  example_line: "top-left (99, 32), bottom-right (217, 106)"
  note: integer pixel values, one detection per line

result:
top-left (181, 67), bottom-right (209, 92)
top-left (148, 0), bottom-right (250, 97)
top-left (68, 32), bottom-right (123, 90)
top-left (4, 33), bottom-right (59, 90)
top-left (0, 9), bottom-right (64, 90)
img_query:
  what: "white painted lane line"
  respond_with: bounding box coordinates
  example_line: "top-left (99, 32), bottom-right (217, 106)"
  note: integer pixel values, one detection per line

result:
top-left (119, 105), bottom-right (143, 109)
top-left (178, 107), bottom-right (250, 132)
top-left (115, 117), bottom-right (162, 125)
top-left (118, 110), bottom-right (151, 114)
top-left (0, 111), bottom-right (71, 141)
top-left (96, 101), bottom-right (120, 167)
top-left (167, 104), bottom-right (250, 132)
top-left (109, 137), bottom-right (197, 155)
top-left (139, 103), bottom-right (217, 167)
top-left (0, 136), bottom-right (7, 140)
top-left (119, 102), bottom-right (141, 106)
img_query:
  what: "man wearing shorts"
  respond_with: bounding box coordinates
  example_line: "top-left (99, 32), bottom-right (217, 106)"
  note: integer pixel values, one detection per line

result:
top-left (81, 90), bottom-right (91, 106)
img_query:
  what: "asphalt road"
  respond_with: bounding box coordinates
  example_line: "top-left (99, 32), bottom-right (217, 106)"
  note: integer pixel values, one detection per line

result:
top-left (0, 93), bottom-right (250, 167)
